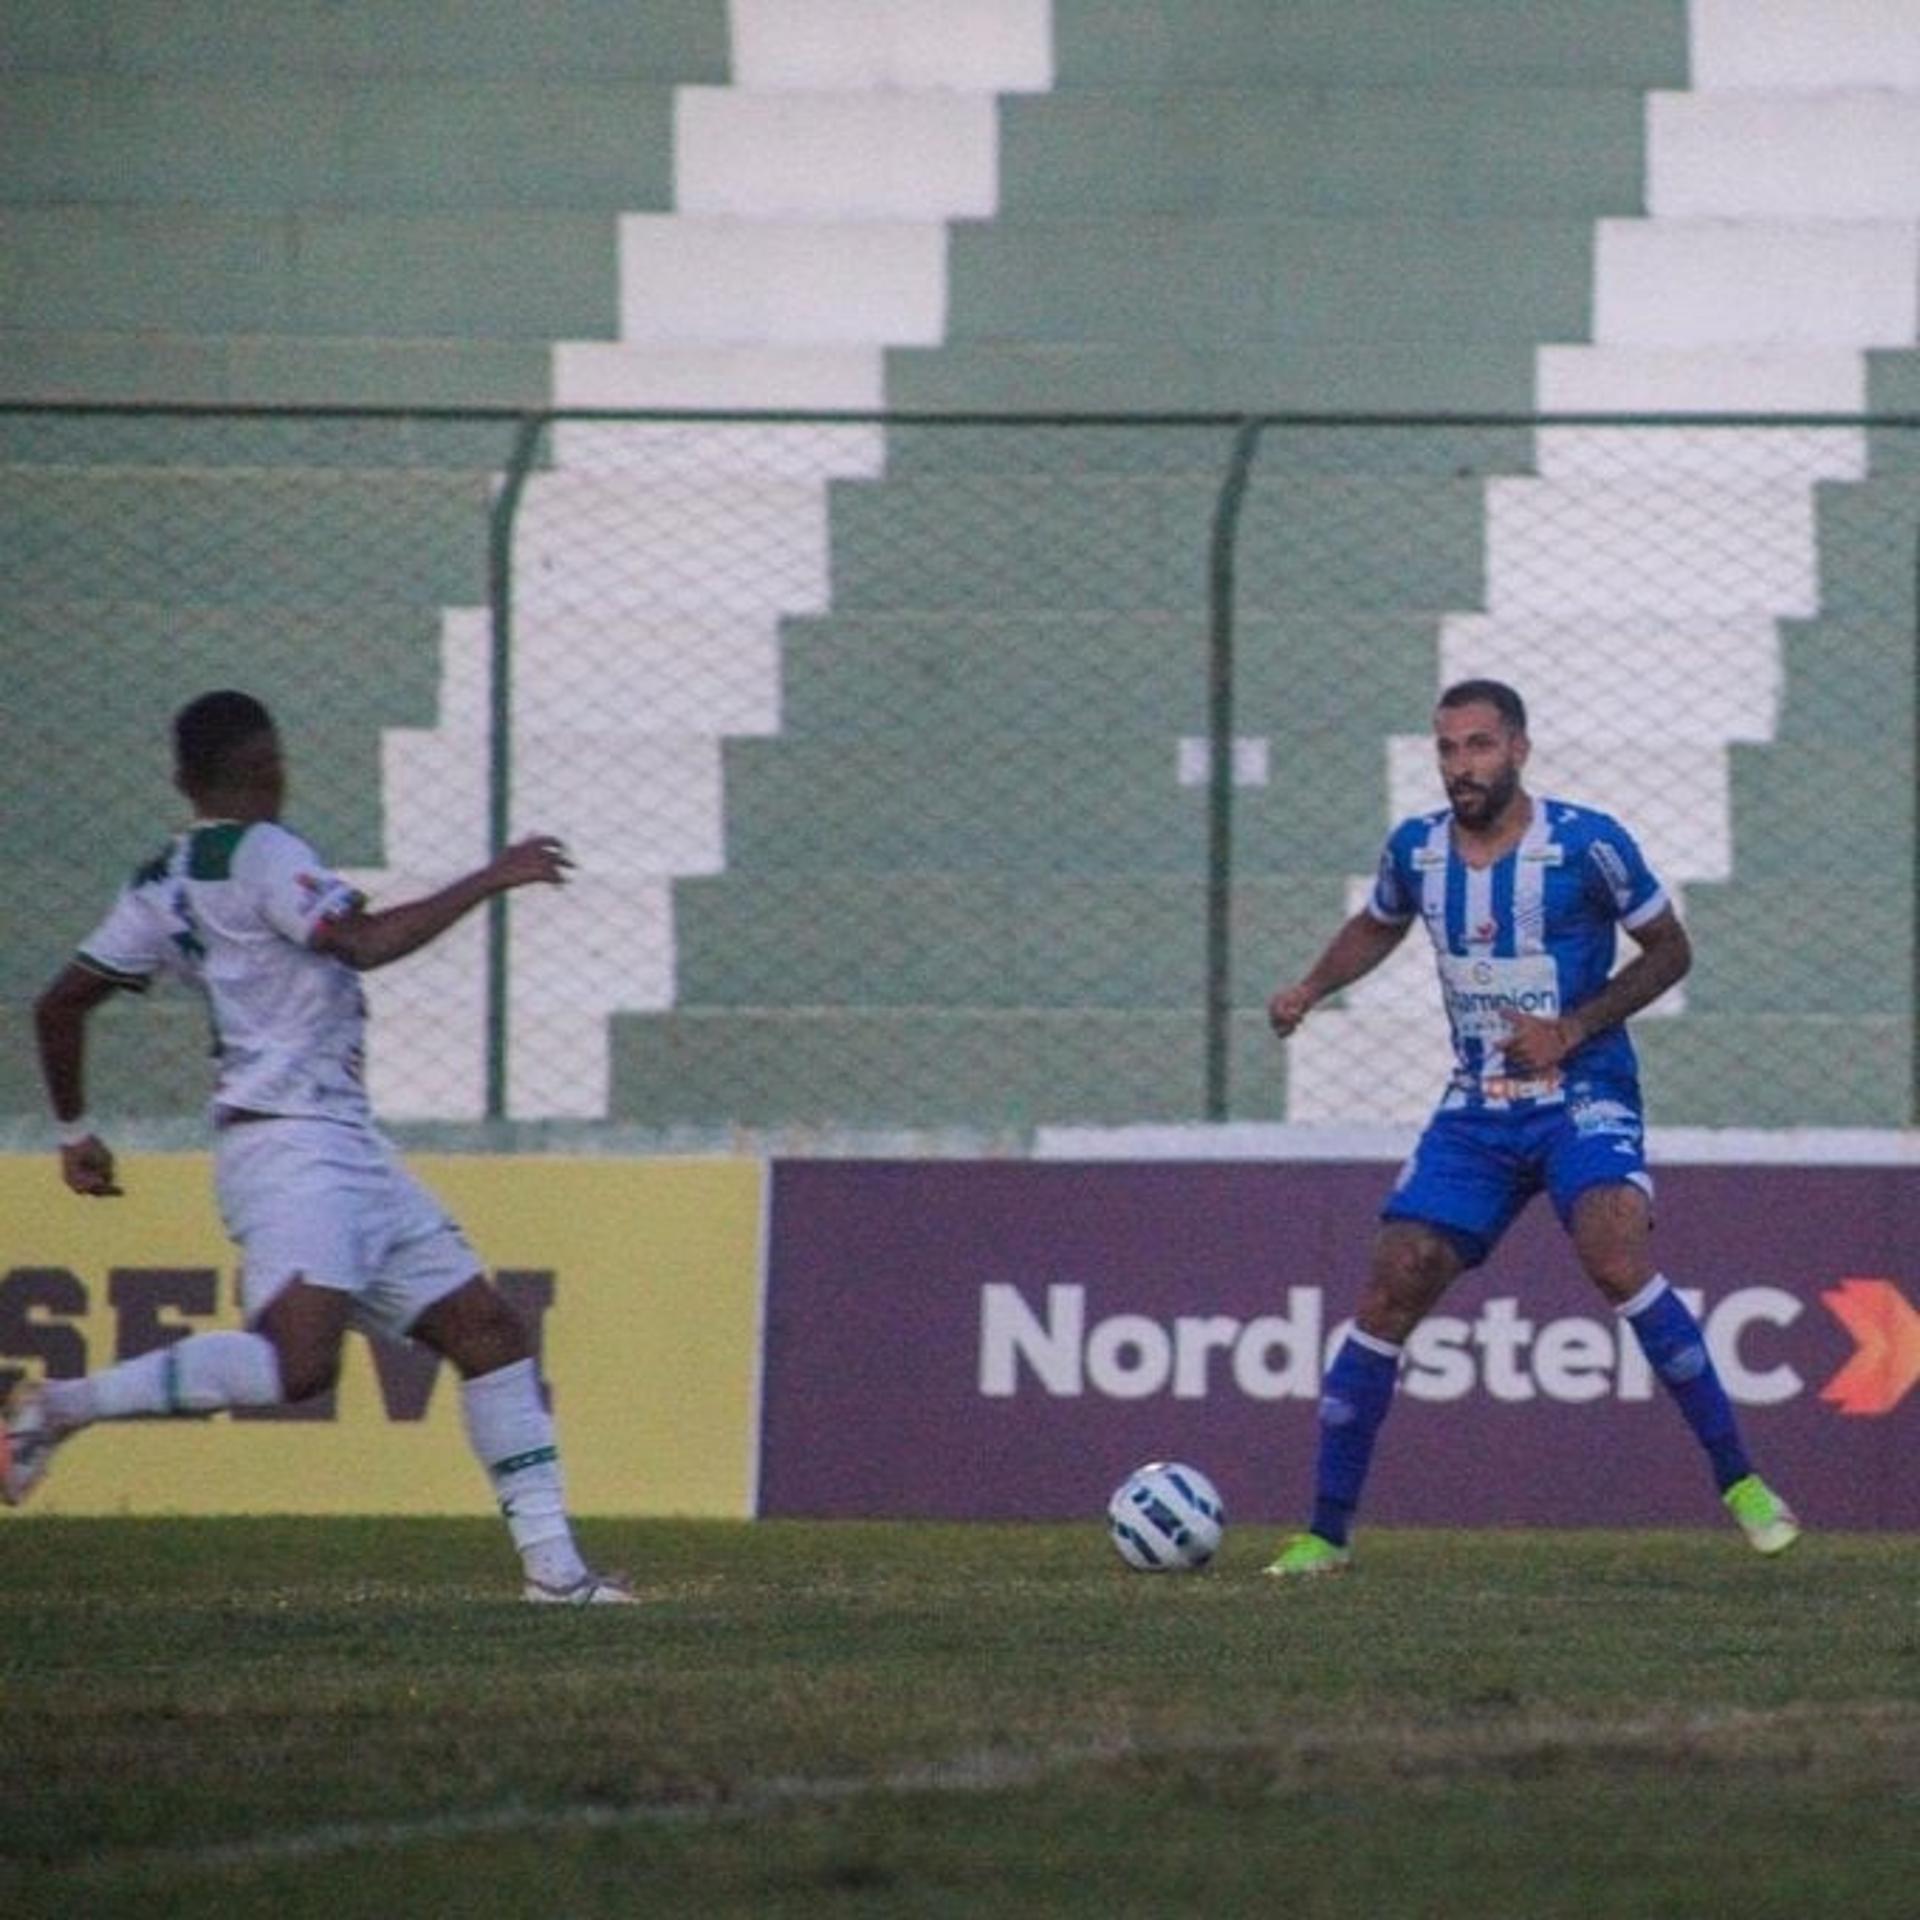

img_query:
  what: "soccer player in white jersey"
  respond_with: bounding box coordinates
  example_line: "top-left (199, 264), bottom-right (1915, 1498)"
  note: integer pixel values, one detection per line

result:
top-left (1263, 679), bottom-right (1799, 1576)
top-left (1, 690), bottom-right (633, 1604)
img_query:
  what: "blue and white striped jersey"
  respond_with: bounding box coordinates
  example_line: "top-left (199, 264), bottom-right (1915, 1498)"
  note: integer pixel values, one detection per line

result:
top-left (1368, 796), bottom-right (1670, 1108)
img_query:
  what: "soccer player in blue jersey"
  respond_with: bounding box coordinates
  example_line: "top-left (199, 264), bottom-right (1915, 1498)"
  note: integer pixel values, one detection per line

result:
top-left (1264, 679), bottom-right (1798, 1576)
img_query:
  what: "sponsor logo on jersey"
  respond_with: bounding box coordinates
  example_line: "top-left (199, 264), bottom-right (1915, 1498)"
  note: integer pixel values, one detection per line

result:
top-left (1438, 952), bottom-right (1561, 1039)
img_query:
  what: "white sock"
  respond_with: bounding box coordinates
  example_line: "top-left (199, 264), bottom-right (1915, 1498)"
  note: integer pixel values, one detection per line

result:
top-left (460, 1357), bottom-right (588, 1588)
top-left (45, 1330), bottom-right (283, 1431)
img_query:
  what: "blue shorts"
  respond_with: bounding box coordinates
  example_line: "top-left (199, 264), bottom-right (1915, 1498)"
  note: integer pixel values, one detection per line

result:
top-left (1380, 1087), bottom-right (1653, 1269)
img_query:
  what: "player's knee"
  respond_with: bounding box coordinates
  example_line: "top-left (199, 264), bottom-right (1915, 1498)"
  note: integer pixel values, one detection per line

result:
top-left (253, 1280), bottom-right (349, 1402)
top-left (273, 1343), bottom-right (342, 1404)
top-left (410, 1278), bottom-right (531, 1378)
top-left (1363, 1226), bottom-right (1459, 1338)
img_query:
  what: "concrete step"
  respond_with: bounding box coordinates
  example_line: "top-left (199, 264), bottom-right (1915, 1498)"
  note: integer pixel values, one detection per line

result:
top-left (1649, 90), bottom-right (1920, 220)
top-left (729, 0), bottom-right (1052, 91)
top-left (1690, 0), bottom-right (1920, 90)
top-left (615, 214), bottom-right (946, 346)
top-left (672, 871), bottom-right (1346, 1008)
top-left (817, 470), bottom-right (1488, 614)
top-left (0, 327), bottom-right (554, 407)
top-left (942, 215), bottom-right (1595, 346)
top-left (1, 206), bottom-right (619, 339)
top-left (1593, 218), bottom-right (1920, 348)
top-left (552, 340), bottom-right (882, 408)
top-left (0, 465), bottom-right (491, 603)
top-left (1478, 475), bottom-right (1823, 619)
top-left (0, 76), bottom-right (678, 210)
top-left (999, 86), bottom-right (1648, 217)
top-left (778, 609), bottom-right (1439, 739)
top-left (1050, 0), bottom-right (1687, 88)
top-left (676, 89), bottom-right (1001, 218)
top-left (0, 410), bottom-right (529, 470)
top-left (1538, 344), bottom-right (1868, 413)
top-left (718, 732), bottom-right (1389, 876)
top-left (607, 1005), bottom-right (1288, 1129)
top-left (0, 0), bottom-right (731, 79)
top-left (885, 339), bottom-right (1539, 413)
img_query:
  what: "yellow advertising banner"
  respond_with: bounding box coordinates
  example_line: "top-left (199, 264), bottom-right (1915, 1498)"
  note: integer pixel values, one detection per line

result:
top-left (0, 1153), bottom-right (765, 1516)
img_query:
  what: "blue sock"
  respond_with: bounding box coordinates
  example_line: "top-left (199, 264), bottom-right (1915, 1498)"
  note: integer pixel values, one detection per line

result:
top-left (1308, 1333), bottom-right (1401, 1547)
top-left (1623, 1278), bottom-right (1752, 1493)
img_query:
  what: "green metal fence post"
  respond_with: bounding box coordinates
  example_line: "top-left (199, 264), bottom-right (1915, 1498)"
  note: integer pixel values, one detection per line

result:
top-left (485, 413), bottom-right (547, 1123)
top-left (1204, 418), bottom-right (1266, 1121)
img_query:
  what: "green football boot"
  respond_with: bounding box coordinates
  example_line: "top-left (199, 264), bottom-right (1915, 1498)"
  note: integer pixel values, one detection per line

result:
top-left (1262, 1532), bottom-right (1352, 1579)
top-left (1722, 1474), bottom-right (1801, 1556)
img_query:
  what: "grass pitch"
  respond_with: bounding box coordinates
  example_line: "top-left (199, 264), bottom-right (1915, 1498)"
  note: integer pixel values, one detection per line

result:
top-left (5, 1517), bottom-right (1916, 1917)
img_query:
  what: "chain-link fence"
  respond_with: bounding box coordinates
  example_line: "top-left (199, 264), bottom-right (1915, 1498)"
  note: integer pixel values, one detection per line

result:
top-left (4, 406), bottom-right (1915, 1143)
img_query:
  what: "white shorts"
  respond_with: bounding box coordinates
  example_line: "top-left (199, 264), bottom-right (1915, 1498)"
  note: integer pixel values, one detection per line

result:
top-left (214, 1117), bottom-right (479, 1342)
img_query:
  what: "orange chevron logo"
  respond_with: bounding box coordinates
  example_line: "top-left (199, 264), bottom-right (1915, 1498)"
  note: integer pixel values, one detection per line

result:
top-left (1820, 1278), bottom-right (1920, 1417)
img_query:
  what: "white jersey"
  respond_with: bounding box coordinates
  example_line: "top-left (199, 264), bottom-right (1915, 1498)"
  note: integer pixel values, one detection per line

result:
top-left (76, 819), bottom-right (373, 1123)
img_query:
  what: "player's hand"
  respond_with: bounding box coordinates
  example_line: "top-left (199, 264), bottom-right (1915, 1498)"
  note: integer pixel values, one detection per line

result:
top-left (492, 835), bottom-right (575, 890)
top-left (1268, 984), bottom-right (1317, 1038)
top-left (60, 1136), bottom-right (123, 1198)
top-left (1502, 1010), bottom-right (1578, 1074)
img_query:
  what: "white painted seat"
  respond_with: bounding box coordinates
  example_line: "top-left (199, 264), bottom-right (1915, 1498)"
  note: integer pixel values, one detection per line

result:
top-left (1593, 219), bottom-right (1918, 349)
top-left (613, 215), bottom-right (950, 345)
top-left (1649, 91), bottom-right (1920, 220)
top-left (551, 341), bottom-right (884, 409)
top-left (676, 90), bottom-right (1002, 218)
top-left (1688, 0), bottom-right (1920, 91)
top-left (1537, 343), bottom-right (1866, 415)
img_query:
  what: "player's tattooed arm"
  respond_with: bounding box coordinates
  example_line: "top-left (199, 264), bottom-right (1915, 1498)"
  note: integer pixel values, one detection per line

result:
top-left (1504, 908), bottom-right (1692, 1071)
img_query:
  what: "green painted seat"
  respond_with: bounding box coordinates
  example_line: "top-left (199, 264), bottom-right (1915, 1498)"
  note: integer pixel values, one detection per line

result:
top-left (0, 78), bottom-right (680, 212)
top-left (609, 1007), bottom-right (1290, 1131)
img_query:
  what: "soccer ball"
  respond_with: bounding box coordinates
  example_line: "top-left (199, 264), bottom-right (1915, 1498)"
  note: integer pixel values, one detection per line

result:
top-left (1107, 1461), bottom-right (1225, 1572)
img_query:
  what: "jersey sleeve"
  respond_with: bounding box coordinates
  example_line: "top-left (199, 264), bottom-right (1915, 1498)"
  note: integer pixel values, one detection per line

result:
top-left (1584, 814), bottom-right (1669, 930)
top-left (236, 823), bottom-right (365, 947)
top-left (1366, 825), bottom-right (1418, 924)
top-left (75, 887), bottom-right (172, 991)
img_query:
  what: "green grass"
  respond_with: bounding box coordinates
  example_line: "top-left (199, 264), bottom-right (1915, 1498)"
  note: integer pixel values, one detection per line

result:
top-left (5, 1518), bottom-right (1917, 1917)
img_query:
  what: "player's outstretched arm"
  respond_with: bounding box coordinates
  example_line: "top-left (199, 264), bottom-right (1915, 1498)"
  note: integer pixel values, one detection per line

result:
top-left (33, 962), bottom-right (126, 1197)
top-left (1269, 911), bottom-right (1410, 1037)
top-left (314, 836), bottom-right (573, 973)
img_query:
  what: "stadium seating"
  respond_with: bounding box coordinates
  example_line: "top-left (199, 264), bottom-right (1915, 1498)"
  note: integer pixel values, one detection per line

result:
top-left (6, 0), bottom-right (1918, 1135)
top-left (606, 0), bottom-right (1691, 1130)
top-left (0, 0), bottom-right (727, 1117)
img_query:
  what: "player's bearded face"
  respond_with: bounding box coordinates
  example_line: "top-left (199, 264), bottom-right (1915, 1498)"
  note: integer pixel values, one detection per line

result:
top-left (1435, 700), bottom-right (1528, 830)
top-left (1446, 754), bottom-right (1520, 827)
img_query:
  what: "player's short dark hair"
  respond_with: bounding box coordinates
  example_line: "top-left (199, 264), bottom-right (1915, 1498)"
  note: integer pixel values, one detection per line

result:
top-left (1437, 678), bottom-right (1527, 735)
top-left (174, 689), bottom-right (276, 787)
